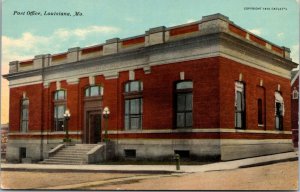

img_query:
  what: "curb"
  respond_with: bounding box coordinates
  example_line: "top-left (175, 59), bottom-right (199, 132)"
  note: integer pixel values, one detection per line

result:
top-left (238, 157), bottom-right (298, 168)
top-left (0, 167), bottom-right (179, 174)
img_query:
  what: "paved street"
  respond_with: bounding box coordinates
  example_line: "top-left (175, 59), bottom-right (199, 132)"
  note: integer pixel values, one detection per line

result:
top-left (1, 161), bottom-right (298, 190)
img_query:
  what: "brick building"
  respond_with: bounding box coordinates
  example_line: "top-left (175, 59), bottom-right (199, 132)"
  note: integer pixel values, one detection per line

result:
top-left (3, 14), bottom-right (297, 163)
top-left (291, 70), bottom-right (299, 148)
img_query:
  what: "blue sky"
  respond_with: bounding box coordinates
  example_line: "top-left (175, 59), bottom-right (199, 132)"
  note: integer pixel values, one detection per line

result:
top-left (1, 0), bottom-right (299, 123)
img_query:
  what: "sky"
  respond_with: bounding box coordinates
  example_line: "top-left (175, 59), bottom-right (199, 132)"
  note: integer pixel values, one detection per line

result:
top-left (1, 0), bottom-right (299, 124)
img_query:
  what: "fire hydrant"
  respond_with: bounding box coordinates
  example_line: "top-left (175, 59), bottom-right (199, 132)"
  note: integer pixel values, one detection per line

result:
top-left (174, 154), bottom-right (180, 170)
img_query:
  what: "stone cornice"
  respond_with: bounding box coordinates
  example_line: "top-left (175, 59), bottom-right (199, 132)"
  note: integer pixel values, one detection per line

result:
top-left (4, 32), bottom-right (296, 87)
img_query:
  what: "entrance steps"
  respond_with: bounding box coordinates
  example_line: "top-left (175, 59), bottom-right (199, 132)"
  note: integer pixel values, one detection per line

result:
top-left (40, 144), bottom-right (103, 165)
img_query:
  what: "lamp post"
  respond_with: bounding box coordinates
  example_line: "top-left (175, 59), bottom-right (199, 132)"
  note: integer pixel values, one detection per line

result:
top-left (64, 109), bottom-right (71, 142)
top-left (102, 106), bottom-right (110, 142)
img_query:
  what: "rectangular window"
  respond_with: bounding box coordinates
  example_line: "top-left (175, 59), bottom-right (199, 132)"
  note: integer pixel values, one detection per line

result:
top-left (125, 98), bottom-right (142, 130)
top-left (54, 104), bottom-right (65, 131)
top-left (257, 99), bottom-right (263, 125)
top-left (19, 147), bottom-right (26, 159)
top-left (124, 149), bottom-right (136, 158)
top-left (176, 93), bottom-right (193, 128)
top-left (235, 82), bottom-right (245, 129)
top-left (275, 102), bottom-right (283, 130)
top-left (20, 99), bottom-right (29, 132)
top-left (174, 150), bottom-right (190, 158)
top-left (275, 92), bottom-right (284, 130)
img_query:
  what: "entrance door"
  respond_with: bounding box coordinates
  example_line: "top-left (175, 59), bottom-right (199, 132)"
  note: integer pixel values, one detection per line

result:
top-left (86, 111), bottom-right (101, 144)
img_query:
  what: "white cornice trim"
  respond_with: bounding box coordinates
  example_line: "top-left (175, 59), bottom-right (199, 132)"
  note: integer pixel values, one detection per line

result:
top-left (103, 128), bottom-right (292, 135)
top-left (8, 131), bottom-right (82, 136)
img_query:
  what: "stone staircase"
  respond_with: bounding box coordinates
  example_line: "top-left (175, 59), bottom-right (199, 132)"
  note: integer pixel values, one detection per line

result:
top-left (40, 144), bottom-right (102, 165)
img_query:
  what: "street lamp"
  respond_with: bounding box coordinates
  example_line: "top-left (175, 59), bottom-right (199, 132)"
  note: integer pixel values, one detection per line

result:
top-left (102, 106), bottom-right (110, 142)
top-left (64, 109), bottom-right (71, 142)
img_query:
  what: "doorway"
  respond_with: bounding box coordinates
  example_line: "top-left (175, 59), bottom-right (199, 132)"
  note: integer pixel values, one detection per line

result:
top-left (86, 111), bottom-right (101, 144)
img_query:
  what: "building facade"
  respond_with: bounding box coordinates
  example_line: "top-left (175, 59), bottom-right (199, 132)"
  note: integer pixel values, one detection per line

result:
top-left (3, 14), bottom-right (297, 162)
top-left (291, 70), bottom-right (299, 148)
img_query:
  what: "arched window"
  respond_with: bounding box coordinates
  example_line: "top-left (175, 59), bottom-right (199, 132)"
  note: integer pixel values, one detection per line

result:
top-left (275, 91), bottom-right (284, 130)
top-left (124, 81), bottom-right (143, 130)
top-left (53, 90), bottom-right (66, 131)
top-left (235, 81), bottom-right (245, 129)
top-left (292, 89), bottom-right (299, 100)
top-left (20, 99), bottom-right (29, 132)
top-left (85, 85), bottom-right (103, 97)
top-left (175, 81), bottom-right (193, 128)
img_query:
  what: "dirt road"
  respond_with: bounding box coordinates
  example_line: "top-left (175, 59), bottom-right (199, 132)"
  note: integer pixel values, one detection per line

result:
top-left (90, 161), bottom-right (298, 190)
top-left (1, 161), bottom-right (298, 190)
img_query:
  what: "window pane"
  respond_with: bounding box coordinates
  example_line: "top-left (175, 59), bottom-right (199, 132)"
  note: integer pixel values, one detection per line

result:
top-left (22, 99), bottom-right (29, 105)
top-left (22, 109), bottom-right (28, 120)
top-left (125, 115), bottom-right (129, 130)
top-left (130, 117), bottom-right (140, 129)
top-left (176, 113), bottom-right (185, 128)
top-left (185, 94), bottom-right (192, 111)
top-left (125, 83), bottom-right (129, 92)
top-left (176, 81), bottom-right (193, 90)
top-left (58, 90), bottom-right (65, 100)
top-left (85, 88), bottom-right (90, 97)
top-left (177, 95), bottom-right (185, 111)
top-left (235, 113), bottom-right (242, 128)
top-left (55, 90), bottom-right (65, 100)
top-left (275, 116), bottom-right (280, 129)
top-left (22, 121), bottom-right (27, 132)
top-left (130, 99), bottom-right (140, 114)
top-left (57, 105), bottom-right (65, 118)
top-left (90, 86), bottom-right (100, 96)
top-left (236, 92), bottom-right (243, 111)
top-left (141, 99), bottom-right (143, 113)
top-left (125, 100), bottom-right (129, 114)
top-left (185, 112), bottom-right (193, 127)
top-left (130, 81), bottom-right (140, 92)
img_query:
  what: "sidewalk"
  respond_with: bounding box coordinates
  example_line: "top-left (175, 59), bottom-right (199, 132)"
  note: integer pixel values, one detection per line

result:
top-left (1, 152), bottom-right (297, 174)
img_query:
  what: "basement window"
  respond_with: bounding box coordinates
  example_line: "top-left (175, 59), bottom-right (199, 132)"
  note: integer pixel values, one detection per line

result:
top-left (174, 150), bottom-right (190, 158)
top-left (124, 149), bottom-right (136, 158)
top-left (19, 147), bottom-right (26, 159)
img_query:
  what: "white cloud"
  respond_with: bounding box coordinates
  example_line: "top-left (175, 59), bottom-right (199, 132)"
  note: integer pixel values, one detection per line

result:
top-left (55, 26), bottom-right (120, 40)
top-left (124, 17), bottom-right (141, 23)
top-left (249, 28), bottom-right (262, 36)
top-left (186, 19), bottom-right (196, 23)
top-left (290, 44), bottom-right (299, 64)
top-left (2, 25), bottom-right (120, 63)
top-left (276, 32), bottom-right (285, 40)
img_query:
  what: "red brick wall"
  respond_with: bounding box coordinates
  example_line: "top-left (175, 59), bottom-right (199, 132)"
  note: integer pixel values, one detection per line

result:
top-left (122, 58), bottom-right (220, 130)
top-left (249, 34), bottom-right (266, 46)
top-left (228, 24), bottom-right (247, 38)
top-left (169, 24), bottom-right (199, 36)
top-left (9, 83), bottom-right (43, 132)
top-left (219, 57), bottom-right (291, 131)
top-left (9, 56), bottom-right (292, 140)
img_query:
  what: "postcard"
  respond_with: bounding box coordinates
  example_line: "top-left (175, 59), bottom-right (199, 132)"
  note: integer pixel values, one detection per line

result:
top-left (1, 0), bottom-right (299, 190)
